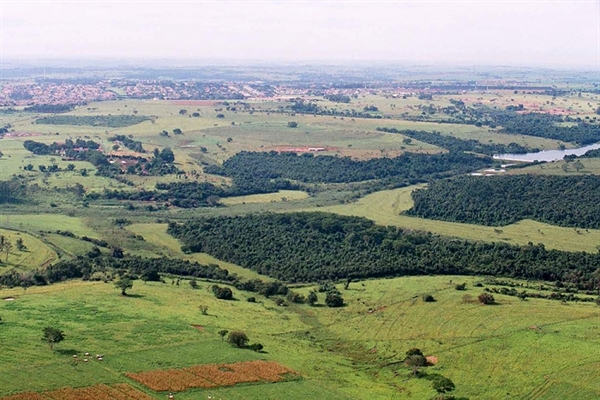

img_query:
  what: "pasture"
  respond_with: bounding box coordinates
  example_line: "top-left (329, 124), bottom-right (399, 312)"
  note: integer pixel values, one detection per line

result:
top-left (0, 276), bottom-right (597, 399)
top-left (311, 185), bottom-right (600, 253)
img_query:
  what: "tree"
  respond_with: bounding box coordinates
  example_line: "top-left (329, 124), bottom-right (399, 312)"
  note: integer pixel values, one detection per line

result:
top-left (0, 151), bottom-right (4, 159)
top-left (42, 327), bottom-right (65, 351)
top-left (66, 164), bottom-right (75, 171)
top-left (227, 331), bottom-right (249, 348)
top-left (218, 330), bottom-right (229, 341)
top-left (189, 279), bottom-right (198, 289)
top-left (325, 290), bottom-right (344, 307)
top-left (573, 160), bottom-right (584, 172)
top-left (3, 241), bottom-right (12, 262)
top-left (432, 376), bottom-right (455, 394)
top-left (179, 109), bottom-right (188, 115)
top-left (216, 113), bottom-right (225, 119)
top-left (478, 292), bottom-right (495, 305)
top-left (307, 290), bottom-right (318, 306)
top-left (173, 128), bottom-right (183, 135)
top-left (405, 354), bottom-right (427, 376)
top-left (159, 148), bottom-right (175, 163)
top-left (287, 121), bottom-right (298, 128)
top-left (15, 238), bottom-right (25, 251)
top-left (211, 285), bottom-right (233, 300)
top-left (199, 304), bottom-right (209, 315)
top-left (115, 277), bottom-right (133, 296)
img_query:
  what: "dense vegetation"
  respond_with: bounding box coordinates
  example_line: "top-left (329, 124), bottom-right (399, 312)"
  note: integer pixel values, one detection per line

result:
top-left (23, 138), bottom-right (100, 156)
top-left (167, 212), bottom-right (600, 289)
top-left (493, 111), bottom-right (600, 145)
top-left (23, 104), bottom-right (74, 113)
top-left (406, 175), bottom-right (600, 229)
top-left (376, 127), bottom-right (533, 155)
top-left (108, 135), bottom-right (146, 153)
top-left (205, 151), bottom-right (492, 186)
top-left (34, 115), bottom-right (151, 127)
top-left (0, 180), bottom-right (25, 204)
top-left (0, 255), bottom-right (233, 288)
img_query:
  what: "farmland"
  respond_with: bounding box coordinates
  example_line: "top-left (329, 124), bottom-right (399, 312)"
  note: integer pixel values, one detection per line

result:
top-left (1, 66), bottom-right (600, 399)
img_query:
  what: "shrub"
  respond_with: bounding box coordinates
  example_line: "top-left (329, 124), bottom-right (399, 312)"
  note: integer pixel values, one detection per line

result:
top-left (478, 292), bottom-right (495, 305)
top-left (422, 294), bottom-right (435, 302)
top-left (325, 290), bottom-right (344, 307)
top-left (286, 291), bottom-right (306, 304)
top-left (455, 283), bottom-right (467, 291)
top-left (189, 279), bottom-right (198, 289)
top-left (307, 290), bottom-right (318, 306)
top-left (432, 376), bottom-right (456, 394)
top-left (211, 285), bottom-right (233, 300)
top-left (462, 294), bottom-right (474, 304)
top-left (199, 305), bottom-right (208, 315)
top-left (248, 343), bottom-right (264, 352)
top-left (227, 331), bottom-right (249, 348)
top-left (406, 348), bottom-right (424, 357)
top-left (247, 296), bottom-right (256, 303)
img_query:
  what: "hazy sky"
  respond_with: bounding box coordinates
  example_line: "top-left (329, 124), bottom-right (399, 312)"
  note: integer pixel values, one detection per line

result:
top-left (1, 0), bottom-right (599, 68)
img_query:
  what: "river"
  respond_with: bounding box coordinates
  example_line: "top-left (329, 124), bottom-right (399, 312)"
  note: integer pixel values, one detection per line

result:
top-left (493, 142), bottom-right (600, 162)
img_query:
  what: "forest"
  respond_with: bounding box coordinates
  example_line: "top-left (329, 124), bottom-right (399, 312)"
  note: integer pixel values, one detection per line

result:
top-left (34, 115), bottom-right (151, 128)
top-left (167, 212), bottom-right (600, 289)
top-left (376, 127), bottom-right (533, 155)
top-left (406, 175), bottom-right (600, 229)
top-left (205, 150), bottom-right (492, 186)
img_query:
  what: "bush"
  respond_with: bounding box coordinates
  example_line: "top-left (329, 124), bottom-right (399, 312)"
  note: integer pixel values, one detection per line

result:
top-left (247, 296), bottom-right (256, 303)
top-left (478, 292), bottom-right (495, 305)
top-left (455, 283), bottom-right (467, 290)
top-left (189, 279), bottom-right (198, 289)
top-left (307, 290), bottom-right (318, 306)
top-left (422, 294), bottom-right (435, 302)
top-left (248, 343), bottom-right (263, 352)
top-left (325, 290), bottom-right (344, 307)
top-left (432, 376), bottom-right (455, 394)
top-left (406, 348), bottom-right (424, 357)
top-left (227, 331), bottom-right (249, 348)
top-left (211, 285), bottom-right (233, 300)
top-left (405, 354), bottom-right (427, 367)
top-left (286, 291), bottom-right (306, 304)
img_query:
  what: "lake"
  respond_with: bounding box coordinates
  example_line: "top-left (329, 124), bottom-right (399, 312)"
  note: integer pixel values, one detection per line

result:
top-left (493, 142), bottom-right (600, 162)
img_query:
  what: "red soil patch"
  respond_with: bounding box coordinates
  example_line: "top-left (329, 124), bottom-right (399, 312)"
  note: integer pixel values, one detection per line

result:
top-left (1, 384), bottom-right (153, 400)
top-left (191, 324), bottom-right (204, 331)
top-left (426, 356), bottom-right (438, 365)
top-left (127, 360), bottom-right (298, 392)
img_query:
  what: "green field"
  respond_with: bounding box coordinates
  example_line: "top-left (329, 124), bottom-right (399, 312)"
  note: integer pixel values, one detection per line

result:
top-left (0, 228), bottom-right (57, 272)
top-left (309, 185), bottom-right (600, 253)
top-left (0, 276), bottom-right (597, 399)
top-left (2, 88), bottom-right (600, 400)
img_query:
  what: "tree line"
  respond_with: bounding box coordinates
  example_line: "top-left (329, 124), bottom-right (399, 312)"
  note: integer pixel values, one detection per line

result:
top-left (205, 150), bottom-right (492, 186)
top-left (167, 212), bottom-right (600, 290)
top-left (34, 115), bottom-right (151, 128)
top-left (406, 175), bottom-right (600, 229)
top-left (376, 128), bottom-right (533, 155)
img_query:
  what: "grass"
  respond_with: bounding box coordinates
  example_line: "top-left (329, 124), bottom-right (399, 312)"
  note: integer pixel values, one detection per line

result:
top-left (308, 185), bottom-right (600, 253)
top-left (0, 276), bottom-right (597, 399)
top-left (0, 229), bottom-right (57, 273)
top-left (125, 223), bottom-right (271, 281)
top-left (0, 280), bottom-right (388, 399)
top-left (219, 190), bottom-right (309, 205)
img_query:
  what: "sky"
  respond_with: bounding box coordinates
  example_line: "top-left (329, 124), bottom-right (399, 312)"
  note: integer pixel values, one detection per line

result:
top-left (1, 0), bottom-right (599, 69)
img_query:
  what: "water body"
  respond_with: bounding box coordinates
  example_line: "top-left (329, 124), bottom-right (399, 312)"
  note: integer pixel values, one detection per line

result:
top-left (493, 142), bottom-right (600, 162)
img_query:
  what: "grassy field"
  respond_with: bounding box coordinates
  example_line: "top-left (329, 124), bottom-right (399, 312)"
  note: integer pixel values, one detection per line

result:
top-left (0, 228), bottom-right (57, 273)
top-left (309, 185), bottom-right (600, 253)
top-left (0, 276), bottom-right (597, 399)
top-left (125, 223), bottom-right (271, 281)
